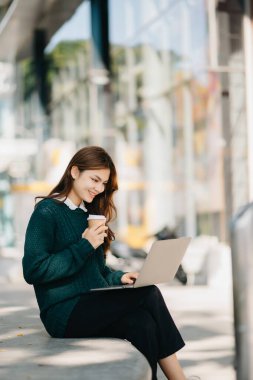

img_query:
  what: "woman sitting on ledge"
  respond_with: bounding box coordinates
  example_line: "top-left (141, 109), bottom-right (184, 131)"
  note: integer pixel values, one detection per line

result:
top-left (23, 145), bottom-right (187, 380)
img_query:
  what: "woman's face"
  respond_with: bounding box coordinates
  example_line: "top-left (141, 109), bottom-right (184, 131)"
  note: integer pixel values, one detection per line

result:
top-left (69, 167), bottom-right (110, 206)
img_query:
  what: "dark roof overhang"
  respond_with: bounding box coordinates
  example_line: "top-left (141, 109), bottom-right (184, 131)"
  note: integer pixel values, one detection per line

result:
top-left (0, 0), bottom-right (84, 61)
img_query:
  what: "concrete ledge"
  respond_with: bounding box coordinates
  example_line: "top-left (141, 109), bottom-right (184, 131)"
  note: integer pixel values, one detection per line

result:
top-left (0, 283), bottom-right (151, 380)
top-left (0, 334), bottom-right (151, 380)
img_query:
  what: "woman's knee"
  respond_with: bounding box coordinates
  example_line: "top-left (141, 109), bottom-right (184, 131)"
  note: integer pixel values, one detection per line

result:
top-left (144, 285), bottom-right (163, 302)
top-left (149, 285), bottom-right (161, 295)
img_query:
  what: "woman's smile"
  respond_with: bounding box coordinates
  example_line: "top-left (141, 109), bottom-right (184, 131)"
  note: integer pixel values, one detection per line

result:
top-left (88, 190), bottom-right (97, 198)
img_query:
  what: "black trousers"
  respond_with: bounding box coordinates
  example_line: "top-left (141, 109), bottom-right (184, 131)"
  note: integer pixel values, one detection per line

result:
top-left (64, 285), bottom-right (185, 380)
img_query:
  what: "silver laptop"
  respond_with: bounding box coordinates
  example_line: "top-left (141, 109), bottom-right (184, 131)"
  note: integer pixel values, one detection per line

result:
top-left (90, 237), bottom-right (191, 291)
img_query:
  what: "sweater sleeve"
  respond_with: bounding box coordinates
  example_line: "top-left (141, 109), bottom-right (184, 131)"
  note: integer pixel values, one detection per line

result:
top-left (98, 247), bottom-right (125, 285)
top-left (23, 206), bottom-right (95, 285)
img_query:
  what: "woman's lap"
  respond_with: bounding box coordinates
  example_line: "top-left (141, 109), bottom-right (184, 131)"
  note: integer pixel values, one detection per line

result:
top-left (64, 286), bottom-right (156, 338)
top-left (64, 284), bottom-right (185, 380)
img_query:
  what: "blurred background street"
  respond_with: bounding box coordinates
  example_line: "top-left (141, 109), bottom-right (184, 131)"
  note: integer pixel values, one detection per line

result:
top-left (1, 0), bottom-right (253, 379)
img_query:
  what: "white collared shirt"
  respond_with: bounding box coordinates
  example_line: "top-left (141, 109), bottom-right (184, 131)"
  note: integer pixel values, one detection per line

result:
top-left (55, 194), bottom-right (88, 212)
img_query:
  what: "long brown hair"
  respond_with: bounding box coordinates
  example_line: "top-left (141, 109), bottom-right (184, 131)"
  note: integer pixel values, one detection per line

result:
top-left (36, 146), bottom-right (118, 253)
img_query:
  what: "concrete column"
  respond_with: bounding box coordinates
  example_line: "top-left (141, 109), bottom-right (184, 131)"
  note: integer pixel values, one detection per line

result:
top-left (218, 12), bottom-right (234, 241)
top-left (244, 0), bottom-right (253, 201)
top-left (181, 5), bottom-right (196, 237)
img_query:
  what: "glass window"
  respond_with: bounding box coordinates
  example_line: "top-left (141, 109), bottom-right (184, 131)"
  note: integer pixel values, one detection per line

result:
top-left (109, 0), bottom-right (232, 243)
top-left (45, 1), bottom-right (91, 143)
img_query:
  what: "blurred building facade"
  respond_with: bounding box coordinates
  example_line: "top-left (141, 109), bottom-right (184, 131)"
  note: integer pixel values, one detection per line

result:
top-left (0, 0), bottom-right (251, 249)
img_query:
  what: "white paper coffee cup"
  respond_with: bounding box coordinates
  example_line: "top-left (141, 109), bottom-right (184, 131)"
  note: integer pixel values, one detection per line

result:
top-left (87, 214), bottom-right (106, 228)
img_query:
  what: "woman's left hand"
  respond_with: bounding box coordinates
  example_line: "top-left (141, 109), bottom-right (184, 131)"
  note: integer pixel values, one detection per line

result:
top-left (121, 272), bottom-right (139, 284)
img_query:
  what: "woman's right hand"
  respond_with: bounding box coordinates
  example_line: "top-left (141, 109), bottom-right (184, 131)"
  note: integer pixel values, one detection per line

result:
top-left (82, 225), bottom-right (108, 249)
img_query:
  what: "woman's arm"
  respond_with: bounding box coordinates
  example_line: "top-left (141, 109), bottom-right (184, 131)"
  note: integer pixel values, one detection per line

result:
top-left (102, 264), bottom-right (125, 285)
top-left (97, 247), bottom-right (125, 285)
top-left (23, 207), bottom-right (94, 285)
top-left (101, 260), bottom-right (139, 285)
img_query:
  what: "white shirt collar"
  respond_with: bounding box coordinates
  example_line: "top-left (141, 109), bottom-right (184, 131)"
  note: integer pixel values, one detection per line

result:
top-left (64, 197), bottom-right (88, 212)
top-left (56, 195), bottom-right (88, 212)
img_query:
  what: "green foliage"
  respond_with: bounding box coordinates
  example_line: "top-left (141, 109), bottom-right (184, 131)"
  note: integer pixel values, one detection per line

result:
top-left (46, 40), bottom-right (90, 86)
top-left (20, 40), bottom-right (90, 100)
top-left (47, 41), bottom-right (89, 69)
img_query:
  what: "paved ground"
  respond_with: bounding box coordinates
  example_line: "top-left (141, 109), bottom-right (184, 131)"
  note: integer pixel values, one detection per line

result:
top-left (157, 284), bottom-right (235, 380)
top-left (0, 277), bottom-right (235, 380)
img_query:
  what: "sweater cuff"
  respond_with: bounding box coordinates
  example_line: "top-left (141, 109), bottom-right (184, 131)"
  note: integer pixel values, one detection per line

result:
top-left (113, 270), bottom-right (126, 285)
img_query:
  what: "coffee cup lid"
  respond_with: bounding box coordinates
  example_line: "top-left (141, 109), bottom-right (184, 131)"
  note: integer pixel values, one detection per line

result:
top-left (87, 214), bottom-right (106, 220)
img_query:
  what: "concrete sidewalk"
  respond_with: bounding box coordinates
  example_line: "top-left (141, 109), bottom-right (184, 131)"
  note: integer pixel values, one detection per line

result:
top-left (0, 280), bottom-right (235, 380)
top-left (158, 283), bottom-right (235, 380)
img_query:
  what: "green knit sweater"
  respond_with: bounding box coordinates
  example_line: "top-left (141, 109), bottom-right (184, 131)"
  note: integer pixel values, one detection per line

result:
top-left (22, 198), bottom-right (125, 338)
